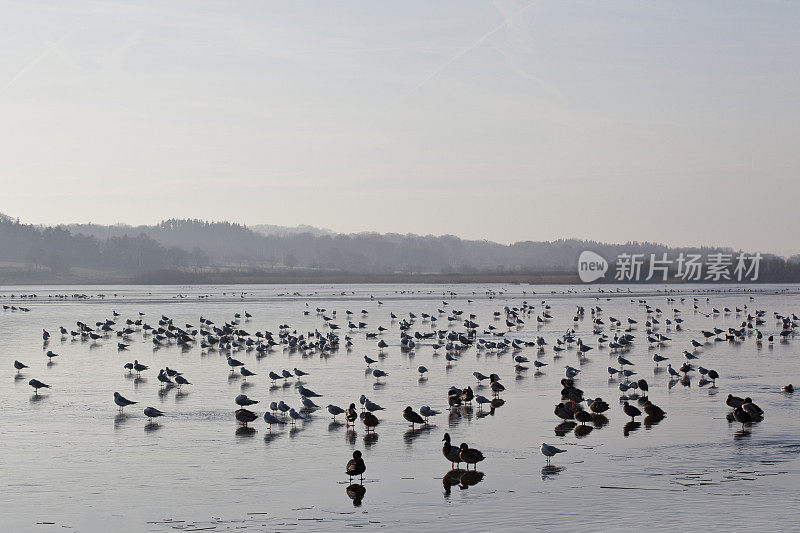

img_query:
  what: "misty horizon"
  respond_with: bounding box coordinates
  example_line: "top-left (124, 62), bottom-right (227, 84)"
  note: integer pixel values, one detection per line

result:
top-left (2, 1), bottom-right (799, 256)
top-left (2, 212), bottom-right (793, 258)
top-left (2, 212), bottom-right (798, 286)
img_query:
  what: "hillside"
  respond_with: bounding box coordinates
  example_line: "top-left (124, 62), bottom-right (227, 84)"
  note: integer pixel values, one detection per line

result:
top-left (0, 214), bottom-right (797, 284)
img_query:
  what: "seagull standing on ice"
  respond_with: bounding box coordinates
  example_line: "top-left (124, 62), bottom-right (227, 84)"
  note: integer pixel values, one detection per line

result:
top-left (540, 443), bottom-right (566, 463)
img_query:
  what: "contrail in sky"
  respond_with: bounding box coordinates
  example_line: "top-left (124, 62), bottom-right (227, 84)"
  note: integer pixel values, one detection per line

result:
top-left (0, 30), bottom-right (76, 95)
top-left (393, 0), bottom-right (540, 104)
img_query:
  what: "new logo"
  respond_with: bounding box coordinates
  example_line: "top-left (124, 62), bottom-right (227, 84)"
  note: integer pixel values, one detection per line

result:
top-left (578, 251), bottom-right (608, 283)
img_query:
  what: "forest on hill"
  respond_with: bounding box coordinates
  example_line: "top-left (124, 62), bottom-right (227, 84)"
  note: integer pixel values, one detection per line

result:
top-left (0, 214), bottom-right (798, 284)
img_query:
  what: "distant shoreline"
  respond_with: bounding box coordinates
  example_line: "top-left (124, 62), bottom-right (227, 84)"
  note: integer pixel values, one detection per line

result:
top-left (0, 268), bottom-right (792, 286)
top-left (0, 270), bottom-right (579, 285)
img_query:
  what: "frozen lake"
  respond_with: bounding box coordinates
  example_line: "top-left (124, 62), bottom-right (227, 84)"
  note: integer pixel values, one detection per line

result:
top-left (2, 283), bottom-right (800, 532)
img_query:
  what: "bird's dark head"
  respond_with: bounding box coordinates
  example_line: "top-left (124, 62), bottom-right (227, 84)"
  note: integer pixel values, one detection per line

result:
top-left (459, 443), bottom-right (468, 451)
top-left (404, 406), bottom-right (412, 412)
top-left (353, 450), bottom-right (362, 459)
top-left (442, 433), bottom-right (450, 442)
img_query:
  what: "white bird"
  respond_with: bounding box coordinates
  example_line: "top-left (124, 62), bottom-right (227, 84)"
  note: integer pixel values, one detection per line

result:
top-left (667, 363), bottom-right (680, 378)
top-left (297, 385), bottom-right (321, 398)
top-left (327, 404), bottom-right (345, 419)
top-left (419, 405), bottom-right (440, 421)
top-left (263, 412), bottom-right (283, 430)
top-left (300, 396), bottom-right (319, 410)
top-left (364, 399), bottom-right (384, 412)
top-left (540, 442), bottom-right (566, 463)
top-left (235, 394), bottom-right (259, 407)
top-left (475, 395), bottom-right (491, 409)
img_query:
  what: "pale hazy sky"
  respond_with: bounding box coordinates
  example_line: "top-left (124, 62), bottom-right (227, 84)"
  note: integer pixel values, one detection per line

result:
top-left (1, 1), bottom-right (798, 255)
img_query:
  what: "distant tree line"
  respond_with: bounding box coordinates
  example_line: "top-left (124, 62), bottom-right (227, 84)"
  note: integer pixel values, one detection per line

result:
top-left (0, 215), bottom-right (798, 282)
top-left (1, 218), bottom-right (188, 272)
